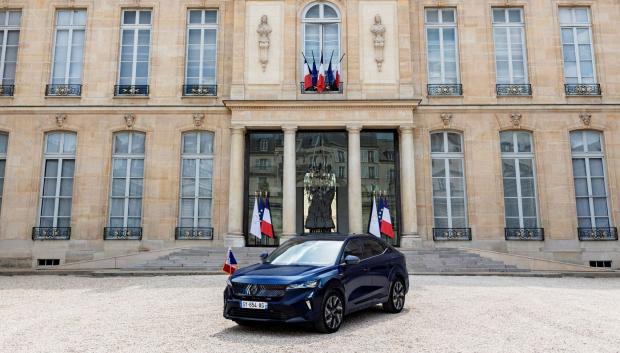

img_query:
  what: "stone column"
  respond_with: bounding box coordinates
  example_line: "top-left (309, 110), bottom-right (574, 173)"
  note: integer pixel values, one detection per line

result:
top-left (225, 126), bottom-right (246, 247)
top-left (280, 125), bottom-right (297, 243)
top-left (347, 125), bottom-right (363, 234)
top-left (399, 124), bottom-right (421, 247)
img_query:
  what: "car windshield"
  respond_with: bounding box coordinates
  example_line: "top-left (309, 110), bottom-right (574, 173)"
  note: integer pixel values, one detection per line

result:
top-left (266, 240), bottom-right (344, 267)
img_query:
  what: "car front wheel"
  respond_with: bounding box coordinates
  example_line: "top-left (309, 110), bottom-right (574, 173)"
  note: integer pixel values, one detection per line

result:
top-left (383, 278), bottom-right (406, 313)
top-left (314, 291), bottom-right (344, 333)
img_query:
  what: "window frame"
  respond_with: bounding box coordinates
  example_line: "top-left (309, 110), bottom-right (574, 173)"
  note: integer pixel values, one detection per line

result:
top-left (179, 131), bottom-right (215, 229)
top-left (0, 132), bottom-right (8, 213)
top-left (491, 8), bottom-right (528, 85)
top-left (184, 9), bottom-right (218, 86)
top-left (559, 7), bottom-right (597, 84)
top-left (50, 9), bottom-right (87, 85)
top-left (424, 8), bottom-right (461, 85)
top-left (117, 9), bottom-right (152, 87)
top-left (301, 2), bottom-right (341, 78)
top-left (0, 10), bottom-right (21, 86)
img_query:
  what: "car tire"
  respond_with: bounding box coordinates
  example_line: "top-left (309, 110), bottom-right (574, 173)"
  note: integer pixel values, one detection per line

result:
top-left (314, 290), bottom-right (344, 334)
top-left (383, 278), bottom-right (406, 313)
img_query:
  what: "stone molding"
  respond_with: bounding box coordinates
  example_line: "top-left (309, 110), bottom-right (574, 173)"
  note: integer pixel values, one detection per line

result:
top-left (223, 99), bottom-right (421, 111)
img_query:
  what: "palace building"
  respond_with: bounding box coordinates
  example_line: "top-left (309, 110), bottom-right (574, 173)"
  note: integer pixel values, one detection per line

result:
top-left (0, 0), bottom-right (619, 269)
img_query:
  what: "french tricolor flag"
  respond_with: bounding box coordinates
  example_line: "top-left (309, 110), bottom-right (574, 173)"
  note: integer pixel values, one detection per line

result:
top-left (380, 196), bottom-right (395, 239)
top-left (222, 247), bottom-right (238, 275)
top-left (261, 194), bottom-right (274, 238)
top-left (316, 53), bottom-right (326, 93)
top-left (303, 57), bottom-right (313, 91)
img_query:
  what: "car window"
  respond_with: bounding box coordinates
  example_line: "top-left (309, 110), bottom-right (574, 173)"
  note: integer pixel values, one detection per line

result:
top-left (362, 239), bottom-right (387, 259)
top-left (267, 240), bottom-right (344, 266)
top-left (342, 239), bottom-right (364, 261)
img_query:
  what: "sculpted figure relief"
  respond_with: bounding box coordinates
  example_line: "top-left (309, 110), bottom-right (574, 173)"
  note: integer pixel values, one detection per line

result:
top-left (370, 14), bottom-right (386, 71)
top-left (257, 15), bottom-right (272, 72)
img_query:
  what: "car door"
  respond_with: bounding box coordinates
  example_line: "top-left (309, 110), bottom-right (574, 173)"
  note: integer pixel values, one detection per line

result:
top-left (340, 238), bottom-right (374, 310)
top-left (362, 238), bottom-right (391, 299)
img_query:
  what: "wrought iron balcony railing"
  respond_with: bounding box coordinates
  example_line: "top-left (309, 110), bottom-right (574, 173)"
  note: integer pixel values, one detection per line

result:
top-left (300, 82), bottom-right (344, 94)
top-left (578, 227), bottom-right (618, 241)
top-left (432, 228), bottom-right (472, 241)
top-left (505, 228), bottom-right (544, 241)
top-left (183, 84), bottom-right (217, 96)
top-left (104, 227), bottom-right (143, 240)
top-left (114, 85), bottom-right (149, 96)
top-left (496, 84), bottom-right (532, 96)
top-left (32, 227), bottom-right (71, 240)
top-left (175, 227), bottom-right (214, 240)
top-left (46, 84), bottom-right (82, 97)
top-left (0, 84), bottom-right (15, 97)
top-left (428, 84), bottom-right (463, 96)
top-left (565, 83), bottom-right (601, 96)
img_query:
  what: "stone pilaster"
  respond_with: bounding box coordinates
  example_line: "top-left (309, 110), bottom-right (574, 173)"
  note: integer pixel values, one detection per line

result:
top-left (347, 124), bottom-right (363, 234)
top-left (225, 125), bottom-right (246, 247)
top-left (280, 125), bottom-right (297, 243)
top-left (398, 124), bottom-right (421, 247)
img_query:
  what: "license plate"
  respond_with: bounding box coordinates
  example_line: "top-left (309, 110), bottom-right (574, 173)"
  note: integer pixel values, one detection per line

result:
top-left (241, 301), bottom-right (268, 310)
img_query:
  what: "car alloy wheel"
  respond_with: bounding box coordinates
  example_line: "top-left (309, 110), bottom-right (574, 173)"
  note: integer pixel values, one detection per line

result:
top-left (324, 294), bottom-right (343, 331)
top-left (392, 280), bottom-right (405, 311)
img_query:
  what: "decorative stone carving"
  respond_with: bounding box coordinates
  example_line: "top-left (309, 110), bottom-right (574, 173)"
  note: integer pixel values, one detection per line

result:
top-left (370, 15), bottom-right (386, 72)
top-left (124, 113), bottom-right (136, 129)
top-left (193, 113), bottom-right (205, 128)
top-left (440, 113), bottom-right (452, 127)
top-left (510, 113), bottom-right (522, 128)
top-left (55, 114), bottom-right (67, 128)
top-left (256, 15), bottom-right (272, 72)
top-left (580, 112), bottom-right (592, 126)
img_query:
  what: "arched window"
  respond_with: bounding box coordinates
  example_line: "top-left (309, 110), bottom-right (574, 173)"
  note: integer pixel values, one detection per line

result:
top-left (302, 2), bottom-right (340, 70)
top-left (106, 131), bottom-right (145, 240)
top-left (35, 131), bottom-right (76, 240)
top-left (500, 131), bottom-right (542, 240)
top-left (177, 131), bottom-right (214, 240)
top-left (430, 131), bottom-right (470, 240)
top-left (570, 130), bottom-right (615, 240)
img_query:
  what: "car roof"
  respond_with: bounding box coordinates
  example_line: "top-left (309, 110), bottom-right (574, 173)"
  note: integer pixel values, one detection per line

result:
top-left (290, 234), bottom-right (380, 242)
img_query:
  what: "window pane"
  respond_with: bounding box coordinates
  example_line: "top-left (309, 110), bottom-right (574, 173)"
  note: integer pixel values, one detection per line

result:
top-left (111, 178), bottom-right (126, 197)
top-left (46, 133), bottom-right (61, 154)
top-left (199, 132), bottom-right (214, 155)
top-left (44, 160), bottom-right (59, 177)
top-left (447, 133), bottom-right (462, 152)
top-left (585, 131), bottom-right (601, 152)
top-left (433, 198), bottom-right (447, 217)
top-left (492, 9), bottom-right (505, 23)
top-left (130, 159), bottom-right (144, 177)
top-left (139, 11), bottom-right (151, 25)
top-left (61, 160), bottom-right (75, 177)
top-left (503, 177), bottom-right (517, 197)
top-left (431, 133), bottom-right (444, 153)
top-left (432, 159), bottom-right (445, 178)
top-left (199, 159), bottom-right (213, 178)
top-left (113, 159), bottom-right (127, 177)
top-left (519, 159), bottom-right (533, 177)
top-left (114, 133), bottom-right (130, 154)
top-left (441, 9), bottom-right (455, 23)
top-left (205, 10), bottom-right (217, 24)
top-left (572, 158), bottom-right (586, 177)
top-left (323, 5), bottom-right (338, 18)
top-left (426, 9), bottom-right (439, 23)
top-left (516, 132), bottom-right (532, 153)
top-left (182, 159), bottom-right (196, 177)
top-left (520, 178), bottom-right (535, 197)
top-left (449, 159), bottom-right (463, 177)
top-left (63, 133), bottom-right (76, 154)
top-left (432, 179), bottom-right (446, 197)
top-left (500, 132), bottom-right (514, 153)
top-left (123, 11), bottom-right (136, 25)
top-left (189, 10), bottom-right (202, 24)
top-left (305, 5), bottom-right (320, 18)
top-left (570, 132), bottom-right (584, 152)
top-left (183, 132), bottom-right (198, 154)
top-left (43, 178), bottom-right (57, 197)
top-left (131, 133), bottom-right (145, 154)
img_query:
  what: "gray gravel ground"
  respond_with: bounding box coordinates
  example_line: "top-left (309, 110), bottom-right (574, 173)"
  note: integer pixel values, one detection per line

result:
top-left (1, 275), bottom-right (619, 353)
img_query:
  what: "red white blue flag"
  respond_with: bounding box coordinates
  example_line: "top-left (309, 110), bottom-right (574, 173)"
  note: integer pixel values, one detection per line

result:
top-left (368, 195), bottom-right (381, 238)
top-left (261, 194), bottom-right (274, 238)
top-left (380, 196), bottom-right (395, 238)
top-left (316, 53), bottom-right (326, 93)
top-left (303, 57), bottom-right (313, 91)
top-left (222, 247), bottom-right (238, 275)
top-left (249, 195), bottom-right (261, 239)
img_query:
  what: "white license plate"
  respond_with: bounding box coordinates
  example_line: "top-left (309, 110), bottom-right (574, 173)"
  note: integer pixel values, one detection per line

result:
top-left (241, 301), bottom-right (268, 310)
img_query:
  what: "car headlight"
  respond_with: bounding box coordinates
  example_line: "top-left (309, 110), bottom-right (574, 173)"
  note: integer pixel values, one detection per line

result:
top-left (286, 280), bottom-right (319, 290)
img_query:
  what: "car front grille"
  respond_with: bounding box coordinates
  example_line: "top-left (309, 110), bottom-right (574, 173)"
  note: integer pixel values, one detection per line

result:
top-left (232, 283), bottom-right (287, 298)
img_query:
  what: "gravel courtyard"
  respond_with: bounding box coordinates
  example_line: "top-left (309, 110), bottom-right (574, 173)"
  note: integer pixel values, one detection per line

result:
top-left (1, 275), bottom-right (619, 353)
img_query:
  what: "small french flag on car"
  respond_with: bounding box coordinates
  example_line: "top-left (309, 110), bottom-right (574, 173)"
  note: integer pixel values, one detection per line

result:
top-left (222, 247), bottom-right (238, 275)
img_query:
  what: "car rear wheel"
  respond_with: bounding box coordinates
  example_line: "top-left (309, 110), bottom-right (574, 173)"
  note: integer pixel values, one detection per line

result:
top-left (383, 278), bottom-right (406, 313)
top-left (314, 291), bottom-right (344, 333)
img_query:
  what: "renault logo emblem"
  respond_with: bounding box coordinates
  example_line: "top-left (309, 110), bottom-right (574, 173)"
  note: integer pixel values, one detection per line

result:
top-left (246, 284), bottom-right (259, 296)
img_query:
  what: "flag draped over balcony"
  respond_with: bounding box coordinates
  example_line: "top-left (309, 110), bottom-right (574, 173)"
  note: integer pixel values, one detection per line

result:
top-left (316, 53), bottom-right (326, 93)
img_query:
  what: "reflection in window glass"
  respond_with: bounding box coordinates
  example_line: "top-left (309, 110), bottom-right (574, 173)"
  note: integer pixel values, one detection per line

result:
top-left (109, 131), bottom-right (145, 228)
top-left (179, 132), bottom-right (214, 229)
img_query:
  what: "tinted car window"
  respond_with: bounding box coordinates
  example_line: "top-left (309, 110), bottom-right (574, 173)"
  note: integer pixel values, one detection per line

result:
top-left (267, 240), bottom-right (344, 266)
top-left (342, 239), bottom-right (364, 261)
top-left (363, 239), bottom-right (387, 259)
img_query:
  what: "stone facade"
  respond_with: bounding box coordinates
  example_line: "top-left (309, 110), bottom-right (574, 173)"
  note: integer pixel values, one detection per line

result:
top-left (0, 0), bottom-right (619, 268)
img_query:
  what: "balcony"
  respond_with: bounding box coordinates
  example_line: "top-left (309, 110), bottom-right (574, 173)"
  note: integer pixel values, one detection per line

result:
top-left (0, 84), bottom-right (14, 97)
top-left (428, 84), bottom-right (462, 96)
top-left (114, 85), bottom-right (149, 97)
top-left (46, 84), bottom-right (82, 97)
top-left (578, 227), bottom-right (618, 241)
top-left (565, 83), bottom-right (601, 96)
top-left (175, 227), bottom-right (214, 240)
top-left (432, 228), bottom-right (472, 241)
top-left (183, 84), bottom-right (217, 96)
top-left (32, 227), bottom-right (71, 240)
top-left (505, 228), bottom-right (544, 241)
top-left (300, 82), bottom-right (344, 94)
top-left (104, 227), bottom-right (143, 240)
top-left (496, 84), bottom-right (532, 96)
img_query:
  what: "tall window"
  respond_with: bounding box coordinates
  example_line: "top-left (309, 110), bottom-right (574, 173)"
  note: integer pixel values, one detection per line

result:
top-left (431, 131), bottom-right (469, 240)
top-left (108, 131), bottom-right (145, 235)
top-left (116, 9), bottom-right (151, 95)
top-left (0, 133), bottom-right (7, 212)
top-left (184, 9), bottom-right (218, 96)
top-left (492, 8), bottom-right (528, 92)
top-left (302, 3), bottom-right (340, 72)
top-left (425, 8), bottom-right (460, 91)
top-left (38, 132), bottom-right (76, 232)
top-left (500, 131), bottom-right (541, 238)
top-left (178, 131), bottom-right (214, 239)
top-left (570, 131), bottom-right (612, 235)
top-left (49, 10), bottom-right (86, 96)
top-left (0, 10), bottom-right (21, 96)
top-left (560, 8), bottom-right (596, 88)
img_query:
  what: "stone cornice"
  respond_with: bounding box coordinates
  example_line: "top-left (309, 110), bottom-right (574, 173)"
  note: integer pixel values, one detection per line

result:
top-left (223, 99), bottom-right (422, 111)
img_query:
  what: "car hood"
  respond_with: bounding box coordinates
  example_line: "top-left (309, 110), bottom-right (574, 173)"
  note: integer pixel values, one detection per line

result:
top-left (231, 263), bottom-right (333, 285)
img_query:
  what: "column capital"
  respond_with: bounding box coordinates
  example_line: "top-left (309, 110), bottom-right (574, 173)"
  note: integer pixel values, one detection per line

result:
top-left (399, 124), bottom-right (415, 134)
top-left (281, 124), bottom-right (298, 133)
top-left (346, 124), bottom-right (363, 133)
top-left (230, 125), bottom-right (246, 134)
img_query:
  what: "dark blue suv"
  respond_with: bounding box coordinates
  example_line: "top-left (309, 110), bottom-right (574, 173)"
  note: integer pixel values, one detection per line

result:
top-left (223, 234), bottom-right (409, 333)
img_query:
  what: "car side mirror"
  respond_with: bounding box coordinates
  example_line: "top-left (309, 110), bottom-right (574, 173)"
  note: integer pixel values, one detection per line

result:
top-left (259, 252), bottom-right (269, 263)
top-left (344, 255), bottom-right (360, 266)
